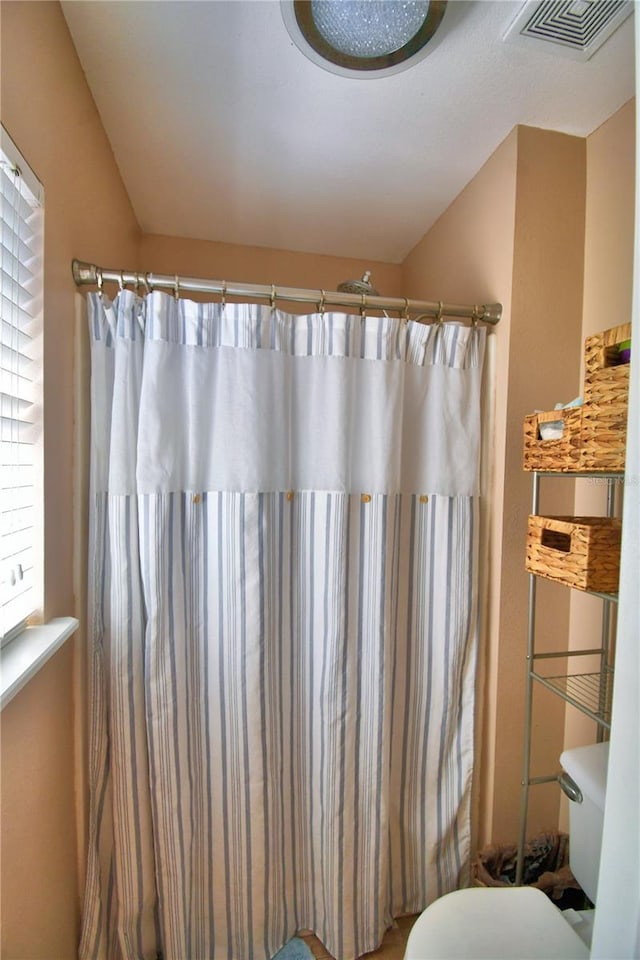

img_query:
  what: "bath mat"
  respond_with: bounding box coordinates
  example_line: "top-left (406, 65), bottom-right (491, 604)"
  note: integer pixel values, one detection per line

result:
top-left (272, 936), bottom-right (314, 960)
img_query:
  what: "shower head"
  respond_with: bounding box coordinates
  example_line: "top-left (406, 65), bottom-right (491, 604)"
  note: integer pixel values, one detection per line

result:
top-left (336, 270), bottom-right (380, 297)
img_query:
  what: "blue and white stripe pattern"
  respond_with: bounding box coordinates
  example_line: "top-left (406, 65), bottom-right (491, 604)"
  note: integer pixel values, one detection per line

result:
top-left (80, 292), bottom-right (485, 960)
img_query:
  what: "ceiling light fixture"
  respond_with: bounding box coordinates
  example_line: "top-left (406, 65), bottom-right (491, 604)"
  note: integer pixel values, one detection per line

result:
top-left (281, 0), bottom-right (448, 78)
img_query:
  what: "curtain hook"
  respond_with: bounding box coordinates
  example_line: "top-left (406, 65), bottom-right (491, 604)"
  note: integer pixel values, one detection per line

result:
top-left (436, 300), bottom-right (444, 324)
top-left (118, 271), bottom-right (125, 293)
top-left (96, 268), bottom-right (104, 300)
top-left (361, 292), bottom-right (367, 319)
top-left (142, 273), bottom-right (151, 295)
top-left (318, 290), bottom-right (326, 315)
top-left (270, 283), bottom-right (277, 310)
top-left (402, 297), bottom-right (410, 322)
top-left (174, 274), bottom-right (180, 301)
top-left (134, 272), bottom-right (140, 295)
top-left (471, 307), bottom-right (480, 329)
top-left (221, 280), bottom-right (227, 311)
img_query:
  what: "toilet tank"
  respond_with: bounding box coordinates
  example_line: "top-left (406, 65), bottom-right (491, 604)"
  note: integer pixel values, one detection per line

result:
top-left (560, 741), bottom-right (609, 904)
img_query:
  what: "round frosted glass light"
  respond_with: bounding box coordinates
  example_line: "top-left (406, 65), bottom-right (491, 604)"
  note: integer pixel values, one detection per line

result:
top-left (281, 0), bottom-right (447, 78)
top-left (310, 0), bottom-right (430, 58)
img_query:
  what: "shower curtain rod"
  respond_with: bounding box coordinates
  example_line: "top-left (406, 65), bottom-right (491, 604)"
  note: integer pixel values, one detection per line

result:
top-left (71, 259), bottom-right (502, 325)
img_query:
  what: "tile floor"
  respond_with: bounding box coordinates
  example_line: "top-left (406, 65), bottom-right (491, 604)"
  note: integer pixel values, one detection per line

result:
top-left (299, 915), bottom-right (419, 960)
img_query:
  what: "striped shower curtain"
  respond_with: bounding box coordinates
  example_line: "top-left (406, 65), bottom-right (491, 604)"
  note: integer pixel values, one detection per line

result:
top-left (80, 289), bottom-right (486, 960)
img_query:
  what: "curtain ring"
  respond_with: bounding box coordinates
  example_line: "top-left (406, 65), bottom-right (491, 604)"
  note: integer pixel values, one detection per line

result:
top-left (471, 306), bottom-right (481, 329)
top-left (118, 271), bottom-right (125, 293)
top-left (174, 274), bottom-right (180, 301)
top-left (270, 284), bottom-right (277, 310)
top-left (436, 300), bottom-right (444, 323)
top-left (96, 268), bottom-right (104, 300)
top-left (134, 272), bottom-right (141, 295)
top-left (318, 290), bottom-right (326, 315)
top-left (361, 292), bottom-right (367, 319)
top-left (142, 273), bottom-right (151, 295)
top-left (402, 297), bottom-right (410, 322)
top-left (221, 280), bottom-right (227, 311)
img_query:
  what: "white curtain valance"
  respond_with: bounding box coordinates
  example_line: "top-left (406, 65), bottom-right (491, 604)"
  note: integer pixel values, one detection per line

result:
top-left (90, 291), bottom-right (486, 498)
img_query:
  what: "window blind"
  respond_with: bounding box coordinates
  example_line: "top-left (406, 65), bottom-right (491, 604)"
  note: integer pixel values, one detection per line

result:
top-left (0, 127), bottom-right (44, 643)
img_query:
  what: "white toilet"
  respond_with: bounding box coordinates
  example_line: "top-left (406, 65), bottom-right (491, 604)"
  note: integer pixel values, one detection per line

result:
top-left (405, 741), bottom-right (609, 959)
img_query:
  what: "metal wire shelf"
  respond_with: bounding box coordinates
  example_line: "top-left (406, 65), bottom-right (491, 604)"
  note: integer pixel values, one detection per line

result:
top-left (516, 470), bottom-right (619, 886)
top-left (531, 668), bottom-right (614, 729)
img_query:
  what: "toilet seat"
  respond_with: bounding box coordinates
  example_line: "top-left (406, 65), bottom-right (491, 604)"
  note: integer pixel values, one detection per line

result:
top-left (404, 887), bottom-right (589, 959)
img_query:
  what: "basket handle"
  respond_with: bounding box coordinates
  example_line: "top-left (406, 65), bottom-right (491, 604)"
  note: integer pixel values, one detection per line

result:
top-left (536, 410), bottom-right (565, 423)
top-left (540, 528), bottom-right (572, 553)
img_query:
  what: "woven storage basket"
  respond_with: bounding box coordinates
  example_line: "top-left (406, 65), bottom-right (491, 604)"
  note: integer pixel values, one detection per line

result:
top-left (523, 408), bottom-right (582, 472)
top-left (526, 516), bottom-right (622, 593)
top-left (581, 323), bottom-right (631, 471)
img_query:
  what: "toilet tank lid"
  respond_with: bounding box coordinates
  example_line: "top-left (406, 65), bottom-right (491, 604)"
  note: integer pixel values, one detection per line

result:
top-left (560, 741), bottom-right (609, 811)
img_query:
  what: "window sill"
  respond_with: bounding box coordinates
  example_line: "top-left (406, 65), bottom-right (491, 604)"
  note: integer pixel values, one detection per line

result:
top-left (0, 617), bottom-right (79, 710)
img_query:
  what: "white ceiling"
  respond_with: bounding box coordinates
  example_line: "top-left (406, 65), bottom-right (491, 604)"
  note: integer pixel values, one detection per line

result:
top-left (61, 0), bottom-right (635, 264)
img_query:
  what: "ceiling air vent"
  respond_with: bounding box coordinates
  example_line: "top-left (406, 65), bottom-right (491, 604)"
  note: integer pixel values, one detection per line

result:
top-left (503, 0), bottom-right (634, 62)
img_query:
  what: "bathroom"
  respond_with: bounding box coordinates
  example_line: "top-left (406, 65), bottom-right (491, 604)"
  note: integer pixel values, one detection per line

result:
top-left (0, 2), bottom-right (638, 959)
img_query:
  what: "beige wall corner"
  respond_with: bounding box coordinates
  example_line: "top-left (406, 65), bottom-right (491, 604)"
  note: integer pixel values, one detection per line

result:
top-left (0, 2), bottom-right (141, 957)
top-left (493, 125), bottom-right (587, 844)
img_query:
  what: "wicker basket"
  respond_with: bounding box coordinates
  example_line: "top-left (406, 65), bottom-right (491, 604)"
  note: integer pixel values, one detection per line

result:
top-left (581, 323), bottom-right (631, 471)
top-left (523, 408), bottom-right (582, 472)
top-left (526, 515), bottom-right (622, 593)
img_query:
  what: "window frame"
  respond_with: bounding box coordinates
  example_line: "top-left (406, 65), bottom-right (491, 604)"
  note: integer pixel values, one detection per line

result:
top-left (0, 127), bottom-right (78, 706)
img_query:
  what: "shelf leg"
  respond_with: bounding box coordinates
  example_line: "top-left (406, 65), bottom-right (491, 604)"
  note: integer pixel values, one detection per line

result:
top-left (597, 478), bottom-right (616, 741)
top-left (516, 472), bottom-right (540, 885)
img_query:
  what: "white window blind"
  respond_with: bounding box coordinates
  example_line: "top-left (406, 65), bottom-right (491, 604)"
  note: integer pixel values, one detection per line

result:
top-left (0, 127), bottom-right (44, 643)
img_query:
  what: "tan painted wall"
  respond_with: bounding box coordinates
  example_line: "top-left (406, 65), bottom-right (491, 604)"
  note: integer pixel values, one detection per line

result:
top-left (0, 3), bottom-right (141, 957)
top-left (140, 233), bottom-right (403, 305)
top-left (403, 125), bottom-right (587, 848)
top-left (582, 100), bottom-right (636, 346)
